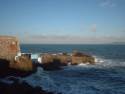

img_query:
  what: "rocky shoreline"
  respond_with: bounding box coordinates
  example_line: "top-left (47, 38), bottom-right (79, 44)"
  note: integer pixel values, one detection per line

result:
top-left (0, 36), bottom-right (96, 94)
top-left (0, 59), bottom-right (59, 94)
top-left (0, 65), bottom-right (60, 94)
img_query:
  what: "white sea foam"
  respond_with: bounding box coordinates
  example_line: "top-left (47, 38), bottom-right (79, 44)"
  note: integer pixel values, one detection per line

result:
top-left (31, 54), bottom-right (39, 59)
top-left (38, 57), bottom-right (42, 63)
top-left (77, 63), bottom-right (89, 66)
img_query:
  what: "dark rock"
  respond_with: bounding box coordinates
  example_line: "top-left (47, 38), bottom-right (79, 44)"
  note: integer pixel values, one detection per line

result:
top-left (0, 59), bottom-right (10, 77)
top-left (0, 78), bottom-right (55, 94)
top-left (0, 58), bottom-right (37, 78)
top-left (42, 58), bottom-right (62, 71)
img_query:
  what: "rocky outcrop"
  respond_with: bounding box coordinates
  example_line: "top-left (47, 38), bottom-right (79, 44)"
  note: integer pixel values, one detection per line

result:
top-left (56, 53), bottom-right (71, 66)
top-left (40, 53), bottom-right (70, 70)
top-left (0, 36), bottom-right (96, 71)
top-left (0, 36), bottom-right (33, 72)
top-left (41, 54), bottom-right (62, 70)
top-left (71, 51), bottom-right (95, 65)
top-left (38, 51), bottom-right (95, 70)
top-left (0, 58), bottom-right (34, 77)
top-left (0, 36), bottom-right (20, 61)
top-left (10, 55), bottom-right (33, 71)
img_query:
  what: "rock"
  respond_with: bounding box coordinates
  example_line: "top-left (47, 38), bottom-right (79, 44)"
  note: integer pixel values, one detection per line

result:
top-left (0, 78), bottom-right (55, 94)
top-left (42, 54), bottom-right (53, 64)
top-left (42, 58), bottom-right (62, 70)
top-left (0, 36), bottom-right (34, 72)
top-left (56, 53), bottom-right (71, 66)
top-left (71, 51), bottom-right (95, 65)
top-left (0, 59), bottom-right (35, 77)
top-left (40, 51), bottom-right (95, 70)
top-left (21, 53), bottom-right (31, 59)
top-left (0, 36), bottom-right (20, 61)
top-left (10, 55), bottom-right (33, 71)
top-left (0, 59), bottom-right (10, 77)
top-left (41, 53), bottom-right (66, 70)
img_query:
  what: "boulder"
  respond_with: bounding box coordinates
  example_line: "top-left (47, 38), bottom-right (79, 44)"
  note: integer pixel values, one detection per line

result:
top-left (56, 53), bottom-right (71, 66)
top-left (71, 51), bottom-right (95, 65)
top-left (41, 53), bottom-right (66, 70)
top-left (10, 55), bottom-right (33, 71)
top-left (0, 59), bottom-right (10, 77)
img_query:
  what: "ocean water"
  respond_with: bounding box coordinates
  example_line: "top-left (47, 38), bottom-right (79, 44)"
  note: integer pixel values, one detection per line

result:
top-left (21, 44), bottom-right (125, 94)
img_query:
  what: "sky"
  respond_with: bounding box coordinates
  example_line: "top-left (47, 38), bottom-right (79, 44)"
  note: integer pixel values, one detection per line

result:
top-left (0, 0), bottom-right (125, 44)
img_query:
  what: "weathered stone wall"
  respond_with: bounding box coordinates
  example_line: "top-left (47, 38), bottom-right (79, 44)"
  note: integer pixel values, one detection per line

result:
top-left (0, 36), bottom-right (20, 61)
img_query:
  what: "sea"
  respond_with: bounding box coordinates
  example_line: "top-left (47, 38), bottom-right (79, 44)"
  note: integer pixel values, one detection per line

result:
top-left (20, 44), bottom-right (125, 94)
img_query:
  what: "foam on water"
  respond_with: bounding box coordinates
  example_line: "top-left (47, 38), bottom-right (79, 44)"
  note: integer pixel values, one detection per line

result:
top-left (31, 53), bottom-right (39, 59)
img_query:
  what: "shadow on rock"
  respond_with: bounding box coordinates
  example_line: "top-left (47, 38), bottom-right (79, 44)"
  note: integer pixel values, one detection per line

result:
top-left (0, 59), bottom-right (37, 78)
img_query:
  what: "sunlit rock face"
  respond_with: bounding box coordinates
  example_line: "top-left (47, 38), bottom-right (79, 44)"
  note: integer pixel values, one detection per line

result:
top-left (71, 51), bottom-right (95, 65)
top-left (11, 55), bottom-right (33, 71)
top-left (0, 36), bottom-right (20, 61)
top-left (0, 36), bottom-right (33, 72)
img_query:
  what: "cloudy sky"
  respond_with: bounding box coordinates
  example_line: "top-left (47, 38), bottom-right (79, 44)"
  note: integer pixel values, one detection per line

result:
top-left (0, 0), bottom-right (125, 44)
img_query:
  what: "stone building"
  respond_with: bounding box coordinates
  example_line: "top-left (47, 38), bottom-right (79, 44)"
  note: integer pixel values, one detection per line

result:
top-left (0, 36), bottom-right (20, 61)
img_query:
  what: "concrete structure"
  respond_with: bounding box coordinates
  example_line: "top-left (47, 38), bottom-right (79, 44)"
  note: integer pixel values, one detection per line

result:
top-left (0, 36), bottom-right (20, 61)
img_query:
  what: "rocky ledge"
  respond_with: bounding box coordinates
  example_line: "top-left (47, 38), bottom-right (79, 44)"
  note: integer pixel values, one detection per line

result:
top-left (39, 51), bottom-right (95, 70)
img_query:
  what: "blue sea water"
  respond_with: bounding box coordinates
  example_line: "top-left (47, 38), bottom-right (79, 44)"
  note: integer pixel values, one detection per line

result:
top-left (20, 44), bottom-right (125, 94)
